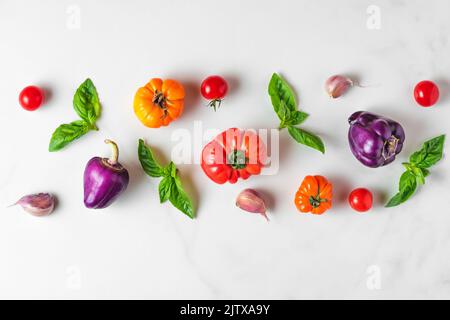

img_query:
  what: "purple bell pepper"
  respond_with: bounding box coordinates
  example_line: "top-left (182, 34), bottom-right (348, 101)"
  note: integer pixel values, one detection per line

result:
top-left (348, 111), bottom-right (405, 168)
top-left (84, 140), bottom-right (129, 209)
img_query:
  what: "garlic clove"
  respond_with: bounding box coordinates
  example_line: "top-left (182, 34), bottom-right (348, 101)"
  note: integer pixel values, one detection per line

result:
top-left (15, 193), bottom-right (55, 217)
top-left (325, 75), bottom-right (353, 98)
top-left (236, 189), bottom-right (269, 221)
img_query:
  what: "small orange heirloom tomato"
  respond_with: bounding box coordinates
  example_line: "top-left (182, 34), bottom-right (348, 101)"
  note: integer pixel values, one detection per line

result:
top-left (294, 175), bottom-right (332, 215)
top-left (133, 78), bottom-right (185, 128)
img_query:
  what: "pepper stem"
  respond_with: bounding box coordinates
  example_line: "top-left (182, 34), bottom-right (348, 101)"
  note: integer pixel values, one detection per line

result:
top-left (382, 135), bottom-right (400, 160)
top-left (104, 139), bottom-right (119, 165)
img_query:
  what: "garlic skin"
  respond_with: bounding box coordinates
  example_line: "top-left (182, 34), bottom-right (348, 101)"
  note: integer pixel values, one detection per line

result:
top-left (236, 189), bottom-right (268, 221)
top-left (325, 75), bottom-right (353, 98)
top-left (15, 193), bottom-right (55, 217)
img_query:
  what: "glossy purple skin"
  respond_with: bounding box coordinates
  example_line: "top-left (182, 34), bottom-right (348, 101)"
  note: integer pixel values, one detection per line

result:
top-left (83, 157), bottom-right (129, 209)
top-left (348, 111), bottom-right (405, 168)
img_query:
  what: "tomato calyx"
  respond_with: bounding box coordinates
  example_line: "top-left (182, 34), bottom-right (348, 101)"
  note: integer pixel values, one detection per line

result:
top-left (294, 175), bottom-right (333, 214)
top-left (309, 195), bottom-right (327, 208)
top-left (201, 76), bottom-right (228, 111)
top-left (309, 181), bottom-right (329, 208)
top-left (227, 150), bottom-right (247, 170)
top-left (201, 128), bottom-right (266, 184)
top-left (207, 98), bottom-right (223, 112)
top-left (152, 90), bottom-right (169, 118)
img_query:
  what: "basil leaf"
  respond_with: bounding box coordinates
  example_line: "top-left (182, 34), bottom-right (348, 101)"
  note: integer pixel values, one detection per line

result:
top-left (278, 102), bottom-right (309, 128)
top-left (385, 193), bottom-right (403, 208)
top-left (138, 139), bottom-right (164, 177)
top-left (48, 120), bottom-right (90, 152)
top-left (385, 171), bottom-right (417, 207)
top-left (138, 140), bottom-right (195, 219)
top-left (277, 100), bottom-right (291, 121)
top-left (277, 101), bottom-right (292, 128)
top-left (73, 78), bottom-right (101, 127)
top-left (410, 135), bottom-right (445, 169)
top-left (163, 161), bottom-right (177, 178)
top-left (411, 166), bottom-right (425, 185)
top-left (169, 176), bottom-right (194, 219)
top-left (268, 73), bottom-right (297, 115)
top-left (387, 135), bottom-right (445, 207)
top-left (267, 72), bottom-right (324, 153)
top-left (284, 111), bottom-right (309, 127)
top-left (409, 150), bottom-right (426, 166)
top-left (287, 126), bottom-right (325, 154)
top-left (399, 170), bottom-right (418, 195)
top-left (403, 162), bottom-right (427, 185)
top-left (402, 162), bottom-right (413, 171)
top-left (47, 79), bottom-right (102, 152)
top-left (158, 176), bottom-right (173, 203)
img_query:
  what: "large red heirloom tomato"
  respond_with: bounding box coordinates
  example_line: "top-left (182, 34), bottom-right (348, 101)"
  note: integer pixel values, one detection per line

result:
top-left (201, 128), bottom-right (267, 184)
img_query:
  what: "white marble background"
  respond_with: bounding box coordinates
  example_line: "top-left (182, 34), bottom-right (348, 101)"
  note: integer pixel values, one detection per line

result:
top-left (0, 0), bottom-right (449, 299)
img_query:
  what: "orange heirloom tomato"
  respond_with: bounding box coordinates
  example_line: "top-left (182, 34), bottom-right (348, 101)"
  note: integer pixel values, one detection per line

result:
top-left (294, 175), bottom-right (332, 214)
top-left (134, 78), bottom-right (185, 128)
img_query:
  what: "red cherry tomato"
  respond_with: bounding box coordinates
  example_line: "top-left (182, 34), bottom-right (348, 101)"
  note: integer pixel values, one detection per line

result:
top-left (201, 75), bottom-right (228, 111)
top-left (19, 85), bottom-right (45, 111)
top-left (414, 80), bottom-right (439, 107)
top-left (348, 188), bottom-right (373, 212)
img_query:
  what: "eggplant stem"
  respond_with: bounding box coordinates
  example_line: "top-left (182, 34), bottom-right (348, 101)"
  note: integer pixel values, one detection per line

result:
top-left (104, 139), bottom-right (119, 165)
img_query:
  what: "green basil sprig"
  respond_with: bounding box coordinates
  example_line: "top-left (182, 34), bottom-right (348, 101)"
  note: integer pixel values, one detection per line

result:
top-left (268, 73), bottom-right (325, 153)
top-left (49, 78), bottom-right (101, 151)
top-left (386, 135), bottom-right (445, 207)
top-left (138, 139), bottom-right (195, 219)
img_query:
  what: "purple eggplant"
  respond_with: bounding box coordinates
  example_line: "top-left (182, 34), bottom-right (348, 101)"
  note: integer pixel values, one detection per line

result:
top-left (348, 111), bottom-right (405, 168)
top-left (83, 140), bottom-right (129, 209)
